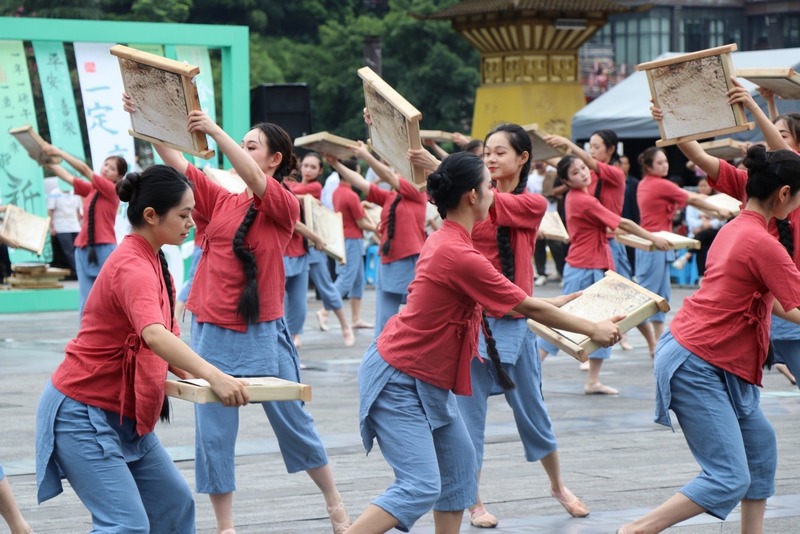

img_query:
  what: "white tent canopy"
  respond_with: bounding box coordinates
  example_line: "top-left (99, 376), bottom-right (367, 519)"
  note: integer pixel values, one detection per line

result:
top-left (572, 47), bottom-right (800, 141)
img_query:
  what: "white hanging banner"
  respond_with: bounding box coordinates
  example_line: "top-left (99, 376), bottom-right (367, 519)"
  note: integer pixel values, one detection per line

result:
top-left (73, 42), bottom-right (136, 244)
top-left (73, 42), bottom-right (136, 172)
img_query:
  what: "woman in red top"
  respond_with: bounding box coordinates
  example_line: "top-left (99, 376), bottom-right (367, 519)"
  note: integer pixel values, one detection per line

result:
top-left (347, 152), bottom-right (622, 534)
top-left (35, 164), bottom-right (249, 533)
top-left (458, 123), bottom-right (589, 528)
top-left (282, 152), bottom-right (354, 348)
top-left (40, 145), bottom-right (127, 317)
top-left (618, 146), bottom-right (800, 534)
top-left (332, 160), bottom-right (377, 330)
top-left (545, 130), bottom-right (657, 353)
top-left (538, 155), bottom-right (670, 395)
top-left (287, 152), bottom-right (355, 347)
top-left (635, 147), bottom-right (730, 342)
top-left (125, 92), bottom-right (352, 533)
top-left (326, 142), bottom-right (427, 336)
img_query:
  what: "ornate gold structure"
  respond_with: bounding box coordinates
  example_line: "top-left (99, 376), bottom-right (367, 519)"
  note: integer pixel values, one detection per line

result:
top-left (427, 0), bottom-right (644, 138)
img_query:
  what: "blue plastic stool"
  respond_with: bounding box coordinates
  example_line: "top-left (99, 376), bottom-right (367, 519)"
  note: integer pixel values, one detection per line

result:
top-left (364, 244), bottom-right (379, 285)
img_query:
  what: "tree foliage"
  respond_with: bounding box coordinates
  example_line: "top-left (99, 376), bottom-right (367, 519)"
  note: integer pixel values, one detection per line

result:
top-left (5, 0), bottom-right (481, 138)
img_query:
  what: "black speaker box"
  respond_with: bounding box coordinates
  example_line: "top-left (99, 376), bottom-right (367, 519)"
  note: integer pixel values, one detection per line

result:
top-left (250, 83), bottom-right (312, 140)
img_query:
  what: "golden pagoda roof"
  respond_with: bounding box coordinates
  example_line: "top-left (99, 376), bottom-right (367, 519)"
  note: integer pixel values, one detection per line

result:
top-left (424, 0), bottom-right (639, 20)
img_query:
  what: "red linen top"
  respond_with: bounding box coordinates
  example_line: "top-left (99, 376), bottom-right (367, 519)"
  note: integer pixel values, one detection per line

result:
top-left (51, 234), bottom-right (178, 435)
top-left (366, 179), bottom-right (427, 263)
top-left (637, 175), bottom-right (689, 232)
top-left (184, 164), bottom-right (300, 331)
top-left (378, 220), bottom-right (528, 395)
top-left (333, 183), bottom-right (366, 239)
top-left (710, 158), bottom-right (800, 268)
top-left (590, 161), bottom-right (626, 215)
top-left (671, 210), bottom-right (800, 385)
top-left (472, 190), bottom-right (546, 317)
top-left (565, 189), bottom-right (620, 269)
top-left (73, 174), bottom-right (120, 247)
top-left (284, 180), bottom-right (323, 258)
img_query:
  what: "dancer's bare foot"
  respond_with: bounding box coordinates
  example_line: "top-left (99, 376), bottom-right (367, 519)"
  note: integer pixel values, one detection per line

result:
top-left (316, 309), bottom-right (329, 332)
top-left (342, 326), bottom-right (355, 347)
top-left (776, 363), bottom-right (797, 385)
top-left (352, 320), bottom-right (373, 329)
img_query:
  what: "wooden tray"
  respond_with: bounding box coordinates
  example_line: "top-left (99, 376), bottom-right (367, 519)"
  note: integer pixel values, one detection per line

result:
top-left (538, 211), bottom-right (569, 243)
top-left (8, 125), bottom-right (62, 166)
top-left (303, 196), bottom-right (346, 263)
top-left (0, 205), bottom-right (50, 255)
top-left (698, 138), bottom-right (747, 160)
top-left (111, 44), bottom-right (214, 159)
top-left (294, 131), bottom-right (358, 161)
top-left (528, 270), bottom-right (669, 361)
top-left (165, 376), bottom-right (312, 404)
top-left (202, 167), bottom-right (247, 194)
top-left (521, 123), bottom-right (567, 162)
top-left (637, 44), bottom-right (753, 147)
top-left (420, 130), bottom-right (454, 143)
top-left (736, 67), bottom-right (800, 100)
top-left (615, 231), bottom-right (700, 251)
top-left (358, 67), bottom-right (426, 190)
top-left (701, 192), bottom-right (742, 218)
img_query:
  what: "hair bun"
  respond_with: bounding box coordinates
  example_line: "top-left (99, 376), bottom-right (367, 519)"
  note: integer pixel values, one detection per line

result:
top-left (743, 144), bottom-right (769, 173)
top-left (115, 171), bottom-right (142, 202)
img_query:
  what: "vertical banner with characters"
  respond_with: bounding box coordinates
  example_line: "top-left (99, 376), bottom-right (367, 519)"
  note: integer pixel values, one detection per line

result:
top-left (175, 46), bottom-right (217, 169)
top-left (73, 42), bottom-right (136, 244)
top-left (0, 40), bottom-right (47, 262)
top-left (32, 41), bottom-right (87, 186)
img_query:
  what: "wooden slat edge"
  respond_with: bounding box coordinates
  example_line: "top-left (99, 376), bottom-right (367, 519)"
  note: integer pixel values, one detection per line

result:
top-left (636, 43), bottom-right (737, 71)
top-left (111, 44), bottom-right (199, 76)
top-left (129, 130), bottom-right (215, 159)
top-left (656, 123), bottom-right (754, 147)
top-left (358, 66), bottom-right (422, 121)
top-left (527, 319), bottom-right (586, 362)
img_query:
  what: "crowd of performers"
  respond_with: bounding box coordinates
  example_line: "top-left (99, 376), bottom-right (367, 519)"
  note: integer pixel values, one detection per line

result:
top-left (2, 78), bottom-right (800, 534)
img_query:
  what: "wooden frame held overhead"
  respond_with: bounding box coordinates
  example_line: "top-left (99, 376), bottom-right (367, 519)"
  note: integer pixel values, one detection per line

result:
top-left (358, 66), bottom-right (426, 189)
top-left (521, 123), bottom-right (567, 162)
top-left (736, 67), bottom-right (800, 100)
top-left (698, 138), bottom-right (747, 160)
top-left (111, 44), bottom-right (215, 159)
top-left (528, 271), bottom-right (669, 362)
top-left (637, 44), bottom-right (753, 147)
top-left (294, 131), bottom-right (358, 161)
top-left (8, 125), bottom-right (62, 166)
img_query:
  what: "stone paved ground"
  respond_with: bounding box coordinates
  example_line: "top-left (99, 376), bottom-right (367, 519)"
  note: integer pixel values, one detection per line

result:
top-left (1, 280), bottom-right (798, 533)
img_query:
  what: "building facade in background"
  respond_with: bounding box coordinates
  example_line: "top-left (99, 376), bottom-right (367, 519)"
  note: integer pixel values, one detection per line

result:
top-left (580, 0), bottom-right (800, 100)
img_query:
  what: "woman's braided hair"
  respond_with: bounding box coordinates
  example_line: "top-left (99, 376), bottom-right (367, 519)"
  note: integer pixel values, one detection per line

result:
top-left (428, 151), bottom-right (516, 391)
top-left (484, 124), bottom-right (532, 282)
top-left (116, 164), bottom-right (192, 422)
top-left (381, 193), bottom-right (403, 256)
top-left (233, 122), bottom-right (298, 324)
top-left (87, 156), bottom-right (127, 264)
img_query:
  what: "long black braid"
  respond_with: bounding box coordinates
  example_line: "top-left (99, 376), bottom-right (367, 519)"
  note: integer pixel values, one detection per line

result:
top-left (481, 310), bottom-right (515, 390)
top-left (231, 122), bottom-right (298, 325)
top-left (381, 193), bottom-right (403, 256)
top-left (496, 176), bottom-right (528, 281)
top-left (158, 249), bottom-right (175, 422)
top-left (232, 204), bottom-right (260, 324)
top-left (86, 193), bottom-right (100, 264)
